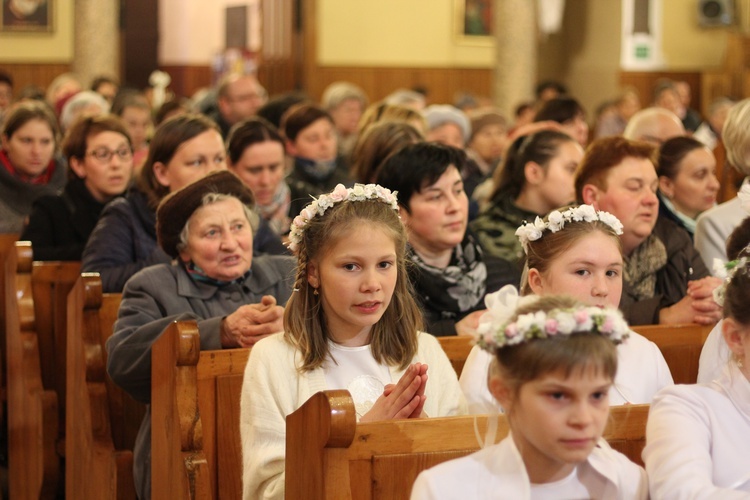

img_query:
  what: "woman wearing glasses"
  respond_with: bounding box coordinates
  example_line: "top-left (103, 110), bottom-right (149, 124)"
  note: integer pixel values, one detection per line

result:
top-left (82, 114), bottom-right (226, 292)
top-left (0, 101), bottom-right (66, 233)
top-left (21, 114), bottom-right (134, 260)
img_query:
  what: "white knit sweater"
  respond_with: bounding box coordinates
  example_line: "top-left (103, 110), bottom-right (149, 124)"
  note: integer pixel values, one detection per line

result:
top-left (240, 331), bottom-right (468, 500)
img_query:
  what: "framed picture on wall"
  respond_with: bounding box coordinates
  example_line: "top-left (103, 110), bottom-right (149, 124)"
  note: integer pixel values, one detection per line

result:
top-left (1, 0), bottom-right (53, 33)
top-left (454, 0), bottom-right (493, 46)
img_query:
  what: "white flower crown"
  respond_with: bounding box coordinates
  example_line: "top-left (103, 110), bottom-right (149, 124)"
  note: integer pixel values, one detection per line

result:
top-left (515, 204), bottom-right (624, 253)
top-left (475, 286), bottom-right (630, 351)
top-left (712, 256), bottom-right (749, 306)
top-left (287, 183), bottom-right (399, 252)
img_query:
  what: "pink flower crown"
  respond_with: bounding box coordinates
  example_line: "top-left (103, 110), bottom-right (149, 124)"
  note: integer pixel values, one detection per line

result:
top-left (515, 204), bottom-right (624, 253)
top-left (476, 293), bottom-right (630, 351)
top-left (287, 183), bottom-right (399, 252)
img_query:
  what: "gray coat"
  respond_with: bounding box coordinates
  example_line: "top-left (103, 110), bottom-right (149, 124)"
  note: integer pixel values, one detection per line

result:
top-left (106, 255), bottom-right (295, 500)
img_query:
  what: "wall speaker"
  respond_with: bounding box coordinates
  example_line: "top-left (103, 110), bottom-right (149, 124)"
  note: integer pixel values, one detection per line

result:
top-left (698, 0), bottom-right (735, 27)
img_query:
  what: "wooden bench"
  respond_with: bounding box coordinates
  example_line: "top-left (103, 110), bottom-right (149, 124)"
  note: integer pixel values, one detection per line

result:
top-left (286, 391), bottom-right (649, 500)
top-left (4, 241), bottom-right (59, 498)
top-left (632, 323), bottom-right (713, 384)
top-left (66, 273), bottom-right (145, 499)
top-left (0, 232), bottom-right (19, 405)
top-left (151, 320), bottom-right (251, 500)
top-left (437, 336), bottom-right (473, 377)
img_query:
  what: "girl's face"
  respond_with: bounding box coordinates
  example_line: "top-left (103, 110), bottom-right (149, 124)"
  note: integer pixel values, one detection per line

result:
top-left (69, 131), bottom-right (133, 203)
top-left (659, 147), bottom-right (719, 219)
top-left (533, 141), bottom-right (584, 214)
top-left (287, 118), bottom-right (337, 161)
top-left (497, 366), bottom-right (612, 482)
top-left (469, 123), bottom-right (507, 164)
top-left (1, 118), bottom-right (55, 177)
top-left (178, 198), bottom-right (253, 282)
top-left (306, 224), bottom-right (398, 346)
top-left (229, 140), bottom-right (285, 207)
top-left (529, 231), bottom-right (623, 308)
top-left (121, 106), bottom-right (152, 150)
top-left (153, 129), bottom-right (226, 193)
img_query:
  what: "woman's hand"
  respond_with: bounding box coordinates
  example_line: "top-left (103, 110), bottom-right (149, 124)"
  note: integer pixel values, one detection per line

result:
top-left (220, 295), bottom-right (285, 348)
top-left (360, 363), bottom-right (428, 422)
top-left (456, 309), bottom-right (485, 336)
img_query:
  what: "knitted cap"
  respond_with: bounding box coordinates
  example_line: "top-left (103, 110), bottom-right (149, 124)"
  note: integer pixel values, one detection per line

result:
top-left (423, 104), bottom-right (471, 143)
top-left (156, 170), bottom-right (255, 258)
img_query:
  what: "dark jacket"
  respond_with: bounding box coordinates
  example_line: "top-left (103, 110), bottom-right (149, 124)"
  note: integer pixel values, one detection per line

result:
top-left (620, 217), bottom-right (710, 325)
top-left (286, 156), bottom-right (352, 200)
top-left (657, 191), bottom-right (694, 239)
top-left (20, 177), bottom-right (110, 261)
top-left (106, 256), bottom-right (295, 500)
top-left (470, 194), bottom-right (538, 265)
top-left (81, 187), bottom-right (168, 293)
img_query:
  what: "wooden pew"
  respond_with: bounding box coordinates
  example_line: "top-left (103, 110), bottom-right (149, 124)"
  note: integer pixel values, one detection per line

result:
top-left (0, 232), bottom-right (19, 404)
top-left (4, 241), bottom-right (59, 499)
top-left (437, 336), bottom-right (473, 377)
top-left (66, 273), bottom-right (145, 499)
top-left (151, 320), bottom-right (251, 500)
top-left (633, 323), bottom-right (713, 385)
top-left (286, 391), bottom-right (649, 500)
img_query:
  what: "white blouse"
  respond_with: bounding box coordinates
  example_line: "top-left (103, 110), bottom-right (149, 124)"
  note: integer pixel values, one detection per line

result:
top-left (643, 363), bottom-right (750, 498)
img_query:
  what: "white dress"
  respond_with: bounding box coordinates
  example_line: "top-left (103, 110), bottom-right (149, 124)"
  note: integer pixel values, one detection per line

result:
top-left (459, 330), bottom-right (674, 414)
top-left (697, 320), bottom-right (729, 384)
top-left (410, 433), bottom-right (647, 500)
top-left (643, 363), bottom-right (750, 498)
top-left (240, 331), bottom-right (468, 500)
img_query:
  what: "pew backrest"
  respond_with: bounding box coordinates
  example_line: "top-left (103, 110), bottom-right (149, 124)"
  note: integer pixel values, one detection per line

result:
top-left (285, 391), bottom-right (649, 500)
top-left (436, 336), bottom-right (473, 377)
top-left (151, 320), bottom-right (250, 500)
top-left (66, 273), bottom-right (143, 499)
top-left (632, 323), bottom-right (712, 384)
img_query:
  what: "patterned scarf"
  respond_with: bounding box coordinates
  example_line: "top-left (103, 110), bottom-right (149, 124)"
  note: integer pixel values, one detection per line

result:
top-left (257, 181), bottom-right (292, 236)
top-left (409, 234), bottom-right (488, 319)
top-left (623, 234), bottom-right (668, 301)
top-left (295, 156), bottom-right (338, 182)
top-left (184, 261), bottom-right (251, 287)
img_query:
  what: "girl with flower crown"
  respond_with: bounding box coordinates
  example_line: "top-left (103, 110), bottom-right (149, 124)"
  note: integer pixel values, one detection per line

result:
top-left (459, 205), bottom-right (673, 413)
top-left (411, 294), bottom-right (648, 499)
top-left (240, 183), bottom-right (467, 500)
top-left (644, 244), bottom-right (750, 496)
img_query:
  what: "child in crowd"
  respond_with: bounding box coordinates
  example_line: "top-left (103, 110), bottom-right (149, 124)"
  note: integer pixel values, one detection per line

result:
top-left (645, 247), bottom-right (750, 496)
top-left (240, 183), bottom-right (467, 499)
top-left (411, 294), bottom-right (648, 499)
top-left (460, 205), bottom-right (673, 413)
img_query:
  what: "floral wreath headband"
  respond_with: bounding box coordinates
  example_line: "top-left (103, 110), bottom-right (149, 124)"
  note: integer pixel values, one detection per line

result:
top-left (515, 204), bottom-right (624, 253)
top-left (287, 183), bottom-right (399, 252)
top-left (712, 255), bottom-right (750, 306)
top-left (475, 286), bottom-right (630, 351)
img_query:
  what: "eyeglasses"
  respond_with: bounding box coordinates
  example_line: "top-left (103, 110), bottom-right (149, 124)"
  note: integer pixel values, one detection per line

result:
top-left (87, 147), bottom-right (133, 162)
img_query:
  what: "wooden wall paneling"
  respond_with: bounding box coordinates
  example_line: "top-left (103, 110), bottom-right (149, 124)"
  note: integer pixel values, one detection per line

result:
top-left (0, 63), bottom-right (71, 98)
top-left (160, 65), bottom-right (213, 100)
top-left (619, 71), bottom-right (702, 116)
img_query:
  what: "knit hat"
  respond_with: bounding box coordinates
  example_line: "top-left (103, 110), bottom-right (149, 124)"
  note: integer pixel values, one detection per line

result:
top-left (468, 109), bottom-right (507, 142)
top-left (423, 105), bottom-right (471, 143)
top-left (156, 170), bottom-right (255, 258)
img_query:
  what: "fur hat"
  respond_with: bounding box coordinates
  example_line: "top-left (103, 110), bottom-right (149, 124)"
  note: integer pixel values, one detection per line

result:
top-left (423, 104), bottom-right (471, 143)
top-left (156, 171), bottom-right (255, 258)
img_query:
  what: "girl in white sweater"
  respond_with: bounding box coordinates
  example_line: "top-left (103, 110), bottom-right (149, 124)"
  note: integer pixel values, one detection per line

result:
top-left (644, 249), bottom-right (750, 497)
top-left (411, 294), bottom-right (648, 499)
top-left (240, 184), bottom-right (466, 500)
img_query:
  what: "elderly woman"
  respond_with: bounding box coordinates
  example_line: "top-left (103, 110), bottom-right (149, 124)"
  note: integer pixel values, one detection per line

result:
top-left (376, 142), bottom-right (519, 336)
top-left (0, 100), bottom-right (66, 233)
top-left (107, 170), bottom-right (295, 500)
top-left (21, 114), bottom-right (133, 260)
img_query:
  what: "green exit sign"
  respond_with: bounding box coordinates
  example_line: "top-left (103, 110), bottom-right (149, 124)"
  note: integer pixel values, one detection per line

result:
top-left (635, 46), bottom-right (650, 59)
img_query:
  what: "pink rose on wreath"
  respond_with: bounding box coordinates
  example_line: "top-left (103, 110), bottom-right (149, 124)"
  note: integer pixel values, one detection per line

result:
top-left (505, 323), bottom-right (519, 338)
top-left (330, 184), bottom-right (349, 202)
top-left (601, 316), bottom-right (615, 334)
top-left (545, 318), bottom-right (559, 335)
top-left (483, 332), bottom-right (494, 345)
top-left (574, 310), bottom-right (589, 324)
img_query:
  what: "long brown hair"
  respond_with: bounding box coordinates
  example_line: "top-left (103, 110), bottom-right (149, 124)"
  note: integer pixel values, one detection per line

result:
top-left (284, 197), bottom-right (422, 371)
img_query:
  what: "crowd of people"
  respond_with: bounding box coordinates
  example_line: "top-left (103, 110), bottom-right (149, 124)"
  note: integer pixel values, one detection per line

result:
top-left (1, 66), bottom-right (748, 498)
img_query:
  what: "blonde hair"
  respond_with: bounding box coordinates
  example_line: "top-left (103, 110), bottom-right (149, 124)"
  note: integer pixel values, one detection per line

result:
top-left (283, 198), bottom-right (422, 371)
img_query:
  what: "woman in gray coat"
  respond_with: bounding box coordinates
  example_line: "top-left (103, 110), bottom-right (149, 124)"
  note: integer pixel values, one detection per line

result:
top-left (106, 170), bottom-right (295, 500)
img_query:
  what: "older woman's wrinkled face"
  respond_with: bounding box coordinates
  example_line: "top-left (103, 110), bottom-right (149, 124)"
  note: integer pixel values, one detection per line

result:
top-left (179, 197), bottom-right (253, 281)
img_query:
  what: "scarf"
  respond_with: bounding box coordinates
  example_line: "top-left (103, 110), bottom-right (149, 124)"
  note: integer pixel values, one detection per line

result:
top-left (409, 234), bottom-right (488, 319)
top-left (295, 156), bottom-right (338, 182)
top-left (184, 261), bottom-right (251, 287)
top-left (623, 234), bottom-right (668, 301)
top-left (256, 181), bottom-right (292, 236)
top-left (0, 149), bottom-right (56, 184)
